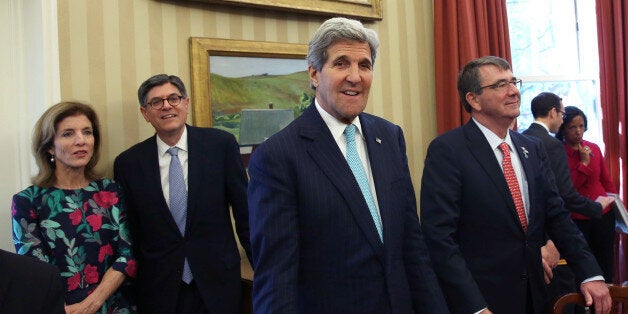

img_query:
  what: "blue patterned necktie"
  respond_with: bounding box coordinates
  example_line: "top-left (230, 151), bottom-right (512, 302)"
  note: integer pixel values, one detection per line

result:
top-left (167, 147), bottom-right (193, 283)
top-left (344, 124), bottom-right (383, 242)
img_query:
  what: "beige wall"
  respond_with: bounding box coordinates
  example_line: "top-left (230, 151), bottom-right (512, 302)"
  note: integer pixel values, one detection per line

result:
top-left (55, 0), bottom-right (437, 194)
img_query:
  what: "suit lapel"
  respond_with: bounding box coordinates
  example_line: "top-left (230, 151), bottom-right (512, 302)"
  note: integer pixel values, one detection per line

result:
top-left (511, 131), bottom-right (536, 228)
top-left (299, 107), bottom-right (385, 259)
top-left (185, 126), bottom-right (201, 236)
top-left (140, 136), bottom-right (182, 234)
top-left (463, 122), bottom-right (525, 232)
top-left (360, 115), bottom-right (392, 244)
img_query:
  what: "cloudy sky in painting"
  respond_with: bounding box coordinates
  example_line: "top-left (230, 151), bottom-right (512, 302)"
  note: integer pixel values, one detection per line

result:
top-left (210, 56), bottom-right (308, 78)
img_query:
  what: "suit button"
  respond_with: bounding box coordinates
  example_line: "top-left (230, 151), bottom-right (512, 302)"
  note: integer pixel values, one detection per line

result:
top-left (520, 273), bottom-right (527, 280)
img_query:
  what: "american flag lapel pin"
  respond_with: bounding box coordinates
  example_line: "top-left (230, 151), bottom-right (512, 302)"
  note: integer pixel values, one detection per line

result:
top-left (375, 138), bottom-right (382, 144)
top-left (521, 146), bottom-right (529, 158)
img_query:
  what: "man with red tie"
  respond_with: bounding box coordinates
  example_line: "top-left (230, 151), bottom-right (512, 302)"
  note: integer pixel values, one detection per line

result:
top-left (420, 56), bottom-right (611, 314)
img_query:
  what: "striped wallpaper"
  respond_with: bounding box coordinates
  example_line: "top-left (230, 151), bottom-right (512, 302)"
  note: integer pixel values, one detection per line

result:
top-left (56, 0), bottom-right (436, 195)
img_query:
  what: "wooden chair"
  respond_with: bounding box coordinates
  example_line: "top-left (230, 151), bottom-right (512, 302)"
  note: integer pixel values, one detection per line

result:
top-left (553, 284), bottom-right (628, 313)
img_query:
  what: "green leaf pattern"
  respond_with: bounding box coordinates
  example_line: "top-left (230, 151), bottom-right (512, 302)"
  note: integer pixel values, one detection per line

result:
top-left (10, 178), bottom-right (136, 313)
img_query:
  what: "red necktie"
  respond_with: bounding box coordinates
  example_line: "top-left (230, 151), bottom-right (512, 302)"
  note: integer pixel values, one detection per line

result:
top-left (499, 142), bottom-right (528, 232)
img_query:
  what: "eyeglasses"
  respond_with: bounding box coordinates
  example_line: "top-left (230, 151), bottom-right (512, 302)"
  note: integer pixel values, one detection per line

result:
top-left (556, 108), bottom-right (566, 118)
top-left (146, 95), bottom-right (183, 110)
top-left (478, 79), bottom-right (522, 92)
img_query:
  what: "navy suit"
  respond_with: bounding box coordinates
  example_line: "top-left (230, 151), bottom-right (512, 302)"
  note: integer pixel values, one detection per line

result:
top-left (248, 104), bottom-right (448, 314)
top-left (420, 120), bottom-right (601, 314)
top-left (0, 249), bottom-right (65, 314)
top-left (522, 123), bottom-right (602, 218)
top-left (114, 125), bottom-right (251, 314)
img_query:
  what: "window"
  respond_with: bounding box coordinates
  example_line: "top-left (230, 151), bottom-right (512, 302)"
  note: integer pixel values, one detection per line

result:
top-left (507, 0), bottom-right (604, 148)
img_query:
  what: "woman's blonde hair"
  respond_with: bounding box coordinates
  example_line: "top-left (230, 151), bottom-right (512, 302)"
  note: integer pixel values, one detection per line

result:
top-left (32, 101), bottom-right (101, 187)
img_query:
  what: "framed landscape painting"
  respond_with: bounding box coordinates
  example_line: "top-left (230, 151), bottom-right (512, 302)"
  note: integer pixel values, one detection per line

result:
top-left (189, 38), bottom-right (313, 144)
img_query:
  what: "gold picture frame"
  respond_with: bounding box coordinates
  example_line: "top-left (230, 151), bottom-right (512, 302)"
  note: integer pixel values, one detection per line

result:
top-left (189, 37), bottom-right (309, 129)
top-left (182, 0), bottom-right (382, 20)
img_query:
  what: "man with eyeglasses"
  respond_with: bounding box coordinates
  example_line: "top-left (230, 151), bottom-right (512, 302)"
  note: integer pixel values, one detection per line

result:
top-left (420, 56), bottom-right (611, 313)
top-left (114, 74), bottom-right (252, 313)
top-left (522, 92), bottom-right (614, 312)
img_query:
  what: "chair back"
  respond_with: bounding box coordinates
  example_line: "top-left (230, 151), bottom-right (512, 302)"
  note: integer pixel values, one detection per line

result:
top-left (553, 284), bottom-right (628, 313)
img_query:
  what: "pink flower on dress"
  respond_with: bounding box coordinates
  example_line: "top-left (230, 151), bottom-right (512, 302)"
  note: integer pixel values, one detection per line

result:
top-left (125, 260), bottom-right (137, 278)
top-left (67, 272), bottom-right (81, 291)
top-left (69, 209), bottom-right (83, 225)
top-left (29, 210), bottom-right (37, 219)
top-left (98, 244), bottom-right (113, 263)
top-left (83, 264), bottom-right (99, 284)
top-left (86, 214), bottom-right (103, 231)
top-left (93, 191), bottom-right (118, 209)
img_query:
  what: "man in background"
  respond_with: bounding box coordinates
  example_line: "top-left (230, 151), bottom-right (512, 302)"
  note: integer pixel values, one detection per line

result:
top-left (114, 74), bottom-right (251, 313)
top-left (523, 92), bottom-right (615, 310)
top-left (247, 17), bottom-right (448, 313)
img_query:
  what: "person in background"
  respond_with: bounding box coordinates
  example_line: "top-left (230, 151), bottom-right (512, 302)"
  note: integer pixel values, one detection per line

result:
top-left (12, 102), bottom-right (136, 314)
top-left (556, 105), bottom-right (618, 283)
top-left (523, 92), bottom-right (614, 312)
top-left (0, 248), bottom-right (65, 313)
top-left (247, 17), bottom-right (448, 313)
top-left (420, 56), bottom-right (611, 314)
top-left (114, 74), bottom-right (252, 314)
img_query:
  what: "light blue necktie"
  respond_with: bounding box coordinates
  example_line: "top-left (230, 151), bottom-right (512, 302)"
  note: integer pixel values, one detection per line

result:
top-left (167, 147), bottom-right (193, 283)
top-left (344, 124), bottom-right (383, 242)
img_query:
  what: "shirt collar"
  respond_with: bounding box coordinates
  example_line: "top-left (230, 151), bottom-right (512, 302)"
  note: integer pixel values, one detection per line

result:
top-left (315, 98), bottom-right (363, 141)
top-left (157, 126), bottom-right (188, 156)
top-left (472, 117), bottom-right (514, 151)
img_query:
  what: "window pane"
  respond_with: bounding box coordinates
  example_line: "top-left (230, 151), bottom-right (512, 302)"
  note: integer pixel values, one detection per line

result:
top-left (507, 0), bottom-right (579, 76)
top-left (507, 0), bottom-right (604, 149)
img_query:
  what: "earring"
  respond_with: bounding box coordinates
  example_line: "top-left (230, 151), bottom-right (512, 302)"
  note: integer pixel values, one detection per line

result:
top-left (50, 154), bottom-right (55, 163)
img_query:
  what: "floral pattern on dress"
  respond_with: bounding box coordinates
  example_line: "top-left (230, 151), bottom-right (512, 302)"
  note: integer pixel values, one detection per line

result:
top-left (12, 178), bottom-right (136, 314)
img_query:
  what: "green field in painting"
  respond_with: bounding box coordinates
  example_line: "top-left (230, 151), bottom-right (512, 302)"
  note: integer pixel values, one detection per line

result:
top-left (210, 70), bottom-right (314, 141)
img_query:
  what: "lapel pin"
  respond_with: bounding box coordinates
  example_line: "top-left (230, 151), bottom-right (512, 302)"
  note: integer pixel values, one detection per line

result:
top-left (375, 138), bottom-right (382, 144)
top-left (521, 146), bottom-right (529, 159)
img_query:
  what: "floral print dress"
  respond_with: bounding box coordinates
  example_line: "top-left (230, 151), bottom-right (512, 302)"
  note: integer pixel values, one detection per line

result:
top-left (12, 178), bottom-right (137, 313)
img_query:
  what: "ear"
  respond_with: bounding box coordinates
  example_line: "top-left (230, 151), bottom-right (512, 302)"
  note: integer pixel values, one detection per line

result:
top-left (466, 92), bottom-right (482, 112)
top-left (140, 107), bottom-right (151, 122)
top-left (181, 97), bottom-right (190, 111)
top-left (308, 65), bottom-right (319, 88)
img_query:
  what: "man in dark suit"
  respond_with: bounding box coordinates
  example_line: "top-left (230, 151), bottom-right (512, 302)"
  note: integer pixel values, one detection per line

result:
top-left (522, 92), bottom-right (615, 311)
top-left (247, 17), bottom-right (448, 313)
top-left (420, 56), bottom-right (611, 314)
top-left (0, 249), bottom-right (65, 313)
top-left (114, 74), bottom-right (252, 313)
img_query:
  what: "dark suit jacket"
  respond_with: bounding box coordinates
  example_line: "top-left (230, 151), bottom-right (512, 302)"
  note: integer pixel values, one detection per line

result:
top-left (248, 104), bottom-right (448, 314)
top-left (0, 249), bottom-right (65, 314)
top-left (522, 122), bottom-right (602, 218)
top-left (114, 125), bottom-right (251, 314)
top-left (420, 120), bottom-right (601, 314)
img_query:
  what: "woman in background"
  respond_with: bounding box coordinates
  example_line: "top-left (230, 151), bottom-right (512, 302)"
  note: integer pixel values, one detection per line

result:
top-left (11, 102), bottom-right (136, 313)
top-left (556, 105), bottom-right (617, 282)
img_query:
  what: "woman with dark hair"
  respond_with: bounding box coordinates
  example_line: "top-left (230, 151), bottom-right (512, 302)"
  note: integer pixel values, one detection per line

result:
top-left (556, 105), bottom-right (617, 282)
top-left (11, 102), bottom-right (136, 313)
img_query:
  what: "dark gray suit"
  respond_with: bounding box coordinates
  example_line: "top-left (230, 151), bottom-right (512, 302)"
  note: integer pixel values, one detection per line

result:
top-left (421, 120), bottom-right (601, 314)
top-left (522, 122), bottom-right (602, 218)
top-left (114, 125), bottom-right (251, 314)
top-left (248, 104), bottom-right (448, 313)
top-left (0, 249), bottom-right (65, 314)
